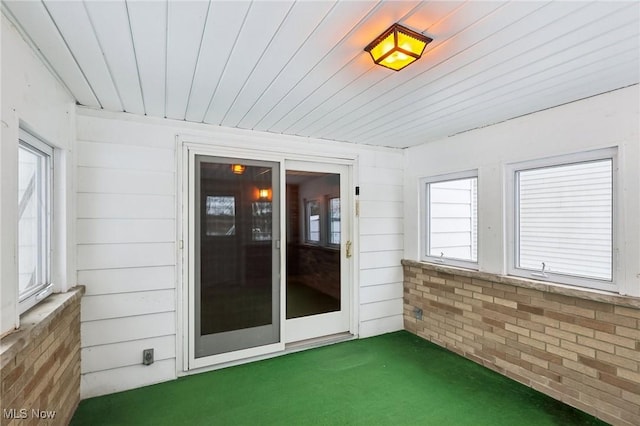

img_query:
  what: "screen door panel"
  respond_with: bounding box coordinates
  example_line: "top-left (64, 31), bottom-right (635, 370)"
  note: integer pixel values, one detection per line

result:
top-left (195, 156), bottom-right (280, 358)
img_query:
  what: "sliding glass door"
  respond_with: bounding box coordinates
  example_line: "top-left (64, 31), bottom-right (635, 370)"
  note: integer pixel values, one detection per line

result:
top-left (194, 156), bottom-right (280, 358)
top-left (284, 161), bottom-right (351, 343)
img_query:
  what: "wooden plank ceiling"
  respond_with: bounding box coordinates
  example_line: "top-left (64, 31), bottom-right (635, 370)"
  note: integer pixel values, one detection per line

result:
top-left (3, 0), bottom-right (639, 148)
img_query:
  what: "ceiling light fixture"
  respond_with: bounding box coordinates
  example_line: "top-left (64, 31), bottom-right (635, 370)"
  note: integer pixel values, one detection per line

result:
top-left (231, 164), bottom-right (245, 175)
top-left (364, 23), bottom-right (432, 71)
top-left (258, 188), bottom-right (272, 201)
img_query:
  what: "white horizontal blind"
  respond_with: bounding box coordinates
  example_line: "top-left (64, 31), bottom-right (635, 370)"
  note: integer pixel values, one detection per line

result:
top-left (517, 159), bottom-right (612, 281)
top-left (428, 177), bottom-right (478, 262)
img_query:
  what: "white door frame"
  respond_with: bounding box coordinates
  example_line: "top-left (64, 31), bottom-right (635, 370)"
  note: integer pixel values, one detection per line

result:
top-left (176, 136), bottom-right (359, 375)
top-left (284, 160), bottom-right (352, 343)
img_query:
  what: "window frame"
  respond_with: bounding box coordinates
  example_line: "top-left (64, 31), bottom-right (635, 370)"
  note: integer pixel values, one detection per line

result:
top-left (251, 200), bottom-right (273, 242)
top-left (506, 147), bottom-right (618, 292)
top-left (18, 129), bottom-right (54, 314)
top-left (304, 198), bottom-right (321, 244)
top-left (327, 196), bottom-right (341, 248)
top-left (420, 170), bottom-right (479, 269)
top-left (204, 194), bottom-right (237, 237)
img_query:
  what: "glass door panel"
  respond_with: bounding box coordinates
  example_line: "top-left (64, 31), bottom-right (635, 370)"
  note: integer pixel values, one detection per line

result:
top-left (284, 161), bottom-right (351, 343)
top-left (286, 171), bottom-right (341, 319)
top-left (195, 156), bottom-right (280, 358)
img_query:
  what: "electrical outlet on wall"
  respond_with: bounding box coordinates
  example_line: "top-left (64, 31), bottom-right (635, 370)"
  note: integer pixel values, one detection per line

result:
top-left (143, 348), bottom-right (154, 365)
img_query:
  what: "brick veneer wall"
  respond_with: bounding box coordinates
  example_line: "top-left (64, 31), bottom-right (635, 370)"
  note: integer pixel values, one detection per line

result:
top-left (1, 288), bottom-right (84, 425)
top-left (402, 260), bottom-right (640, 426)
top-left (292, 244), bottom-right (340, 300)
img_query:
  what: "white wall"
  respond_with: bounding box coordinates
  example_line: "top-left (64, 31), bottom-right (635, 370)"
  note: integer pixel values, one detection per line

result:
top-left (76, 108), bottom-right (404, 397)
top-left (1, 13), bottom-right (75, 335)
top-left (404, 85), bottom-right (640, 296)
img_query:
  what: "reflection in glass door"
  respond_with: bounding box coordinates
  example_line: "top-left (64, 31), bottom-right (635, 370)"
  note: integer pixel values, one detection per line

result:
top-left (286, 171), bottom-right (341, 319)
top-left (284, 162), bottom-right (351, 344)
top-left (194, 156), bottom-right (280, 358)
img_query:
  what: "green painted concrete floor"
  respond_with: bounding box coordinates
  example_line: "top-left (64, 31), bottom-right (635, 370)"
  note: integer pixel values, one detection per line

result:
top-left (71, 331), bottom-right (607, 425)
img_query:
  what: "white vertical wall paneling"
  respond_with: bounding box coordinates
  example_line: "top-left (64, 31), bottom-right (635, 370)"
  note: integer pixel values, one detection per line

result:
top-left (127, 0), bottom-right (167, 117)
top-left (165, 0), bottom-right (210, 120)
top-left (43, 0), bottom-right (122, 111)
top-left (184, 1), bottom-right (251, 122)
top-left (237, 0), bottom-right (378, 129)
top-left (221, 1), bottom-right (336, 127)
top-left (2, 0), bottom-right (98, 106)
top-left (203, 1), bottom-right (294, 125)
top-left (83, 1), bottom-right (145, 115)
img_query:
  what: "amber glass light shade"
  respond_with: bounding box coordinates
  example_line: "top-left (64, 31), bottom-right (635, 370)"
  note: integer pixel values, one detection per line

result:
top-left (364, 23), bottom-right (432, 71)
top-left (257, 188), bottom-right (272, 201)
top-left (231, 164), bottom-right (246, 175)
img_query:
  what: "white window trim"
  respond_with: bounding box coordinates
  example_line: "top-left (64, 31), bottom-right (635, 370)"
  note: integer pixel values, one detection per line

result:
top-left (420, 169), bottom-right (479, 270)
top-left (18, 129), bottom-right (54, 314)
top-left (327, 196), bottom-right (341, 249)
top-left (304, 198), bottom-right (322, 245)
top-left (505, 147), bottom-right (618, 293)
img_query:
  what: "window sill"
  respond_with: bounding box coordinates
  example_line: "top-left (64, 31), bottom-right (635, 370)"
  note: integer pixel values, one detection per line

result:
top-left (402, 259), bottom-right (640, 309)
top-left (0, 286), bottom-right (85, 370)
top-left (296, 243), bottom-right (340, 252)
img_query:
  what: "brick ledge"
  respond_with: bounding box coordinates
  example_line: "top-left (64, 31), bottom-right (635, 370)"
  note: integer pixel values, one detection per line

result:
top-left (0, 286), bottom-right (85, 369)
top-left (402, 259), bottom-right (639, 310)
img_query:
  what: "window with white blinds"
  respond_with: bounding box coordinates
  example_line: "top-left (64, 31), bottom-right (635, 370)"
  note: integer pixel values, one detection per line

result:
top-left (422, 171), bottom-right (478, 268)
top-left (510, 149), bottom-right (616, 290)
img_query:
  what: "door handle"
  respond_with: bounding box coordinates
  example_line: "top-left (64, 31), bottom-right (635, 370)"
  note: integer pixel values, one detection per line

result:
top-left (346, 241), bottom-right (352, 258)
